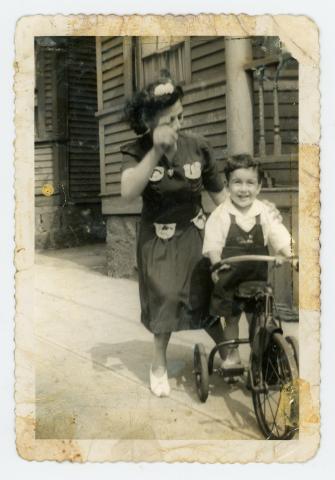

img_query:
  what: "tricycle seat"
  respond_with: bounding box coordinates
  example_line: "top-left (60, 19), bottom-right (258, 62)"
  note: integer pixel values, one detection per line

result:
top-left (235, 281), bottom-right (268, 299)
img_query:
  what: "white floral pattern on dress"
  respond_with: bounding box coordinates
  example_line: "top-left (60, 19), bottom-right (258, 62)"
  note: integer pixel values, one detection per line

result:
top-left (183, 161), bottom-right (202, 180)
top-left (149, 166), bottom-right (165, 182)
top-left (191, 208), bottom-right (207, 230)
top-left (154, 223), bottom-right (177, 240)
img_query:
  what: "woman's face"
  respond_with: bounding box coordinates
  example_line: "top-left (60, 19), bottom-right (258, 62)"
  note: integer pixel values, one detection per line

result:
top-left (151, 100), bottom-right (184, 135)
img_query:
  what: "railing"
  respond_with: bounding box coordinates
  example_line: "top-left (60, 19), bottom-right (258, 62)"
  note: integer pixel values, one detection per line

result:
top-left (244, 53), bottom-right (298, 189)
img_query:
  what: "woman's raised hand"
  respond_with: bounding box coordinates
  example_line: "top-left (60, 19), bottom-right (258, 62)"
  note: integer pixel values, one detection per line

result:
top-left (153, 125), bottom-right (178, 158)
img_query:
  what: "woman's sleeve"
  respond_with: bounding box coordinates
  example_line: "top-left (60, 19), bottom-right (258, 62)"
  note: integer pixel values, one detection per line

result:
top-left (199, 137), bottom-right (225, 192)
top-left (120, 142), bottom-right (141, 173)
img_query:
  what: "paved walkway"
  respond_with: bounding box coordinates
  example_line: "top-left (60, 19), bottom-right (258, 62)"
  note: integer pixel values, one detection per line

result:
top-left (34, 244), bottom-right (298, 440)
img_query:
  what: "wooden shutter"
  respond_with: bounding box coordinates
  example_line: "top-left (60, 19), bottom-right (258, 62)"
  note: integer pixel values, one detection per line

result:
top-left (35, 45), bottom-right (58, 139)
top-left (67, 37), bottom-right (100, 202)
top-left (99, 37), bottom-right (126, 110)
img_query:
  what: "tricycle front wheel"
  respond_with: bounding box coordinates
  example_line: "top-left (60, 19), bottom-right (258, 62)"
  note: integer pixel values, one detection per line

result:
top-left (251, 333), bottom-right (299, 440)
top-left (286, 335), bottom-right (299, 371)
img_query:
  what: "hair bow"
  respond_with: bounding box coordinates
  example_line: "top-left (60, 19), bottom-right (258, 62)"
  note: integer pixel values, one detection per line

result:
top-left (154, 82), bottom-right (174, 97)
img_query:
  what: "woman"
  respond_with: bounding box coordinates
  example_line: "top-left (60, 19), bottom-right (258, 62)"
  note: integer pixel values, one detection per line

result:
top-left (120, 74), bottom-right (236, 397)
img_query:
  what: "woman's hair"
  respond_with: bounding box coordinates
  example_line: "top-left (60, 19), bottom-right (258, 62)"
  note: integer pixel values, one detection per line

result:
top-left (224, 154), bottom-right (263, 183)
top-left (123, 70), bottom-right (184, 135)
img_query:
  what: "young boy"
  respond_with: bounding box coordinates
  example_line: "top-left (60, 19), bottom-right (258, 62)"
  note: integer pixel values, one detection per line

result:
top-left (203, 154), bottom-right (293, 368)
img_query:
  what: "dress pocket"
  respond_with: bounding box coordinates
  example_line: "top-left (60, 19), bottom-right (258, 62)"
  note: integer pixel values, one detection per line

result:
top-left (191, 208), bottom-right (207, 230)
top-left (153, 223), bottom-right (176, 240)
top-left (149, 166), bottom-right (164, 182)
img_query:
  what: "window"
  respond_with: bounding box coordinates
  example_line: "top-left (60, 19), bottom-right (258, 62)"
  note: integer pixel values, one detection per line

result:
top-left (136, 36), bottom-right (191, 87)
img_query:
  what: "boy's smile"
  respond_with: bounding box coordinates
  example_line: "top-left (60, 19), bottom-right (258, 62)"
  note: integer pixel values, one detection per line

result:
top-left (228, 167), bottom-right (261, 213)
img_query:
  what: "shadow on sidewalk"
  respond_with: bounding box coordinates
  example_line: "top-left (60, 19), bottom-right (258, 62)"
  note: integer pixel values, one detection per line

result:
top-left (35, 340), bottom-right (259, 439)
top-left (89, 339), bottom-right (200, 401)
top-left (89, 338), bottom-right (257, 426)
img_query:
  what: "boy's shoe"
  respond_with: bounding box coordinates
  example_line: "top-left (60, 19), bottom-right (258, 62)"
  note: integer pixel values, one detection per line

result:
top-left (221, 348), bottom-right (242, 370)
top-left (150, 367), bottom-right (170, 397)
top-left (220, 350), bottom-right (244, 383)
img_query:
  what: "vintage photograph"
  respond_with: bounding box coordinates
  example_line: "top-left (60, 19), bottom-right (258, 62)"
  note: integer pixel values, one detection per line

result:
top-left (33, 34), bottom-right (299, 439)
top-left (14, 14), bottom-right (320, 463)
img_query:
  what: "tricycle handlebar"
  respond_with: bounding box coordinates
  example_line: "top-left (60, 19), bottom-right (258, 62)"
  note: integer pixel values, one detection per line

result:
top-left (211, 255), bottom-right (299, 273)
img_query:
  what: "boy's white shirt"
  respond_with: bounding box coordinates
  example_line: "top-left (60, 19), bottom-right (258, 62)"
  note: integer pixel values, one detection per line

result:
top-left (203, 197), bottom-right (292, 256)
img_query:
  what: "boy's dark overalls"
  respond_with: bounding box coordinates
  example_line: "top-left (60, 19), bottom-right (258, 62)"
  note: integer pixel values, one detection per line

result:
top-left (210, 213), bottom-right (269, 318)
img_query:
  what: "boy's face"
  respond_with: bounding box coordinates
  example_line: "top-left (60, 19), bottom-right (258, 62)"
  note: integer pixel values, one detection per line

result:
top-left (228, 167), bottom-right (261, 212)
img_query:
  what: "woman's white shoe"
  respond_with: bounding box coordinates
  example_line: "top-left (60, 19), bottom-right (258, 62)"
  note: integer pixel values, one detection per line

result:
top-left (150, 367), bottom-right (171, 397)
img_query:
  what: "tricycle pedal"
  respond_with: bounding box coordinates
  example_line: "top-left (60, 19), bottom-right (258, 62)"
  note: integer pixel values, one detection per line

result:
top-left (216, 366), bottom-right (245, 377)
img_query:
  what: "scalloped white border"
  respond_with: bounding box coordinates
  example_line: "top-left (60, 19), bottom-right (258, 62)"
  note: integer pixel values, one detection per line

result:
top-left (14, 13), bottom-right (320, 463)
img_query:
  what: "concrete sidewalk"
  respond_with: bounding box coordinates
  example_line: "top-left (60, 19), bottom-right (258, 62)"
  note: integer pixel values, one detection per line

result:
top-left (34, 244), bottom-right (298, 440)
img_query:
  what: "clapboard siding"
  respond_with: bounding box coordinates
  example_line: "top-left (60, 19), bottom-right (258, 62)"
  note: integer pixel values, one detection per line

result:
top-left (96, 36), bottom-right (134, 196)
top-left (183, 81), bottom-right (225, 104)
top-left (187, 37), bottom-right (226, 170)
top-left (97, 37), bottom-right (131, 194)
top-left (190, 37), bottom-right (225, 83)
top-left (181, 78), bottom-right (227, 172)
top-left (103, 117), bottom-right (136, 195)
top-left (34, 143), bottom-right (58, 195)
top-left (67, 37), bottom-right (100, 201)
top-left (191, 37), bottom-right (225, 59)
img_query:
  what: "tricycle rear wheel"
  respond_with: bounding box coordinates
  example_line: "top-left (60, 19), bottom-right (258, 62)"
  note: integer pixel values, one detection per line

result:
top-left (194, 343), bottom-right (209, 403)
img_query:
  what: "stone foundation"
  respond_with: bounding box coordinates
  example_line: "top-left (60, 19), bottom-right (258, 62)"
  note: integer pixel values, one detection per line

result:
top-left (106, 215), bottom-right (139, 278)
top-left (35, 203), bottom-right (106, 249)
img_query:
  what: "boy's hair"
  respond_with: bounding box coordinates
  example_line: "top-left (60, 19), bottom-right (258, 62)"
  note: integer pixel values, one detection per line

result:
top-left (224, 154), bottom-right (263, 183)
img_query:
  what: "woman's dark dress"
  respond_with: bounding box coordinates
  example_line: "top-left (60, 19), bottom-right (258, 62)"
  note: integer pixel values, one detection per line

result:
top-left (120, 132), bottom-right (224, 334)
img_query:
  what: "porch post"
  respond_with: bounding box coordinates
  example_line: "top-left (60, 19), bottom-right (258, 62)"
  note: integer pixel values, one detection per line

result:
top-left (225, 38), bottom-right (254, 156)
